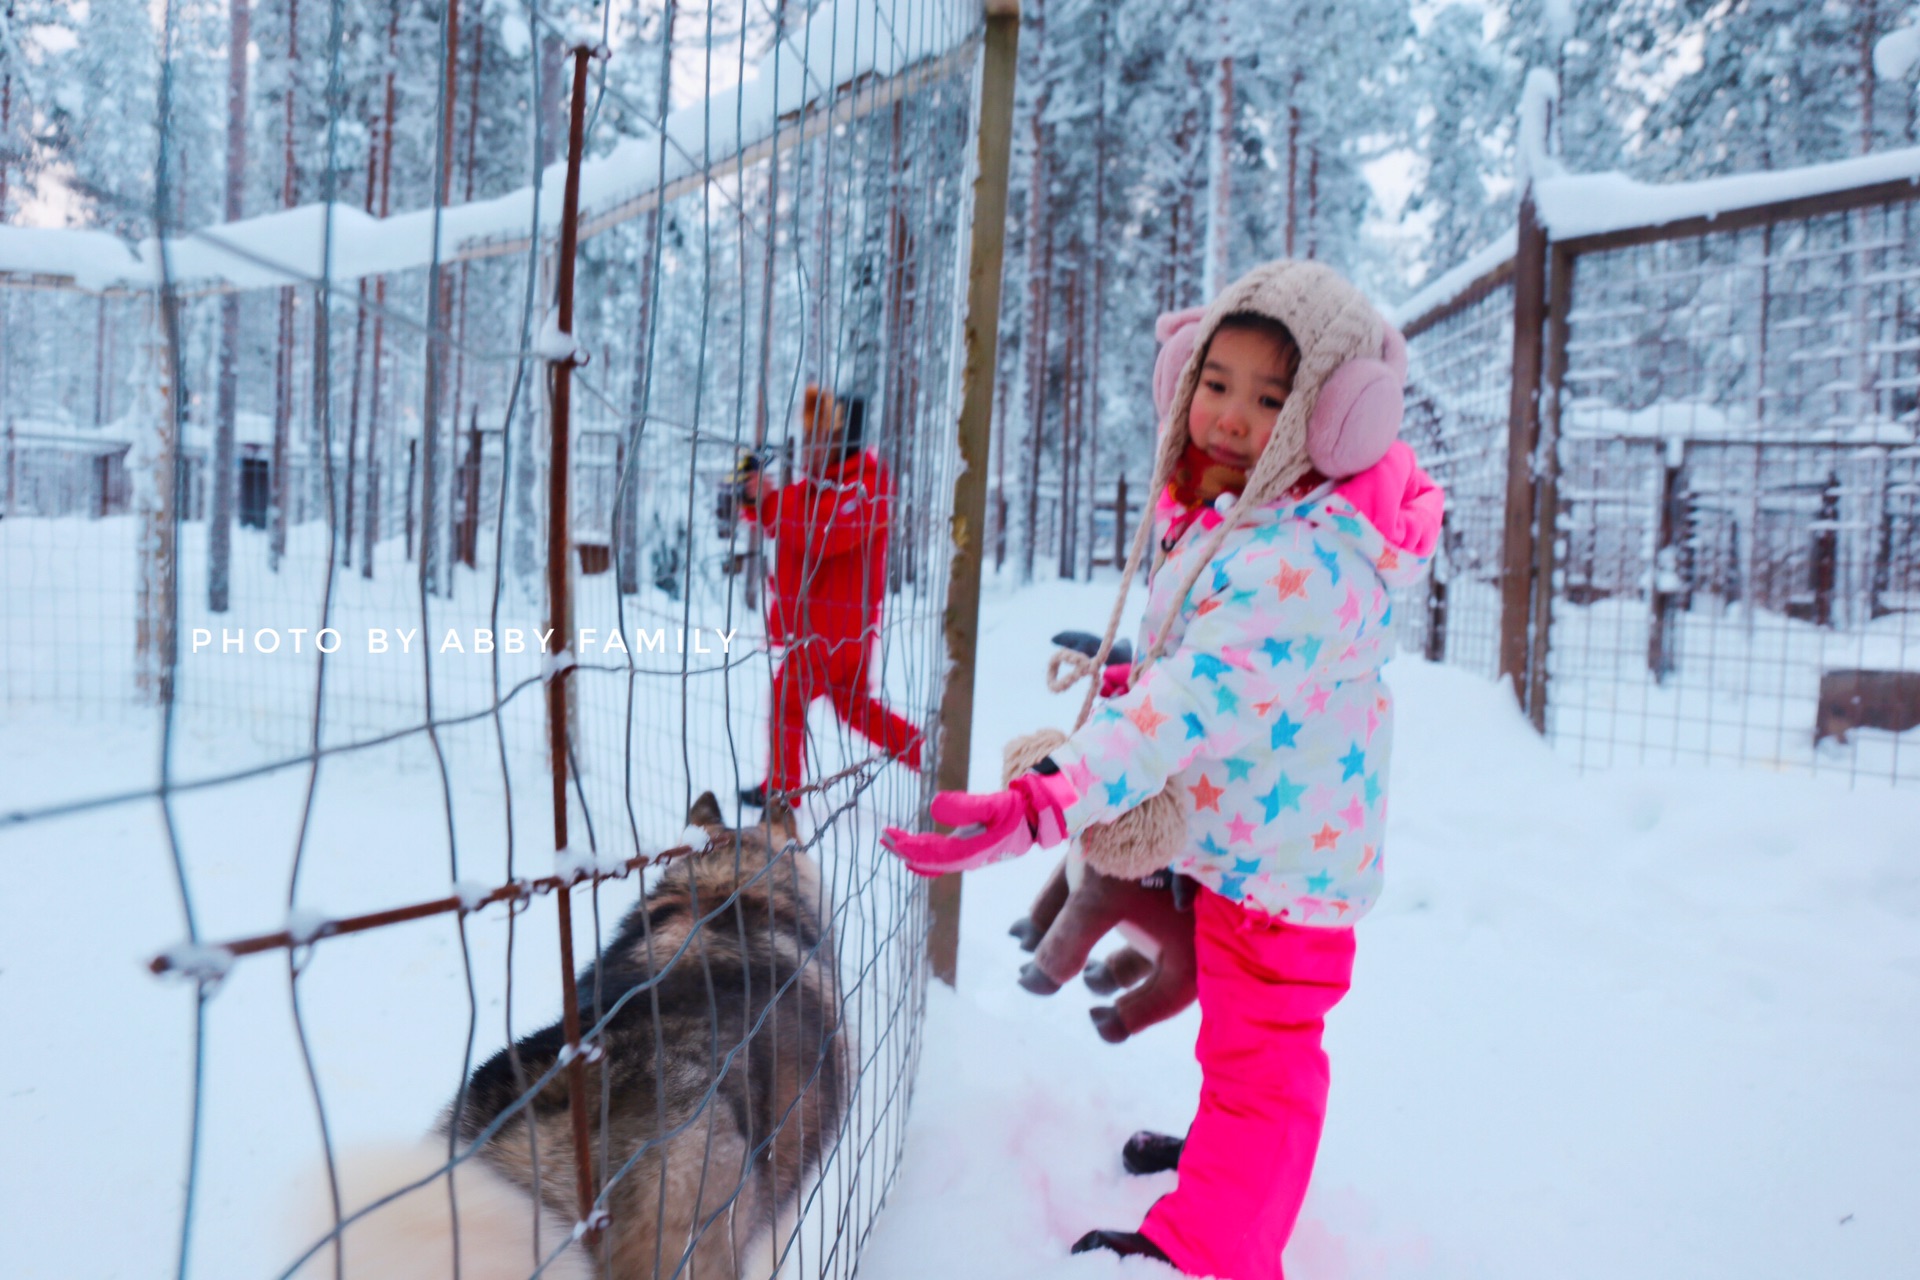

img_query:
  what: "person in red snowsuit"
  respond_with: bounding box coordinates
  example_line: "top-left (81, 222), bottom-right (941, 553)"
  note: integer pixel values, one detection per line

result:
top-left (737, 386), bottom-right (923, 806)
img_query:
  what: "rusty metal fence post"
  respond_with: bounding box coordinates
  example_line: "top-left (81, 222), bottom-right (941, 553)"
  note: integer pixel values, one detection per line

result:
top-left (931, 0), bottom-right (1021, 987)
top-left (545, 42), bottom-right (602, 1246)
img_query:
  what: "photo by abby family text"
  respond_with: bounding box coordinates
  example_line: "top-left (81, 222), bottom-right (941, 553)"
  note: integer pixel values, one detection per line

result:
top-left (187, 626), bottom-right (743, 657)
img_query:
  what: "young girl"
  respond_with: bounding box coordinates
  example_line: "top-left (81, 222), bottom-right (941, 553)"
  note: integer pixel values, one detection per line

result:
top-left (884, 259), bottom-right (1443, 1279)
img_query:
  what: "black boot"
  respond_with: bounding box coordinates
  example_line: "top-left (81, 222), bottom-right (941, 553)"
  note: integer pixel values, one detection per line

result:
top-left (1070, 1229), bottom-right (1171, 1265)
top-left (738, 783), bottom-right (769, 808)
top-left (1121, 1129), bottom-right (1185, 1176)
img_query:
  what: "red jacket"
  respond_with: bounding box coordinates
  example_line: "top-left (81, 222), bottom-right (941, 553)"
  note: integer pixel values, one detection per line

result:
top-left (749, 450), bottom-right (892, 652)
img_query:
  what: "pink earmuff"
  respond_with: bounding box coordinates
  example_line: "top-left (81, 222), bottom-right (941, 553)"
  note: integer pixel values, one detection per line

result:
top-left (1152, 306), bottom-right (1207, 421)
top-left (1307, 320), bottom-right (1406, 480)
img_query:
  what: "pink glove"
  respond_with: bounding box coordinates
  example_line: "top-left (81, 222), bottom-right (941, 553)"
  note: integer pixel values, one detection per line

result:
top-left (1099, 662), bottom-right (1132, 698)
top-left (881, 771), bottom-right (1076, 878)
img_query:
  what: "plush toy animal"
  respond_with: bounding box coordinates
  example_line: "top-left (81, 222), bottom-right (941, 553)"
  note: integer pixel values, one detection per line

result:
top-left (1007, 854), bottom-right (1197, 1043)
top-left (1000, 730), bottom-right (1197, 1044)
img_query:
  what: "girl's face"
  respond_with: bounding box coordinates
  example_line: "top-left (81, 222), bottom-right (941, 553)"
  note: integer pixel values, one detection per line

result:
top-left (1187, 326), bottom-right (1297, 473)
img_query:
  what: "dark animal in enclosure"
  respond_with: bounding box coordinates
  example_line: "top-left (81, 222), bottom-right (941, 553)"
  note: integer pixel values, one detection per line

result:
top-left (288, 793), bottom-right (847, 1279)
top-left (1815, 669), bottom-right (1920, 746)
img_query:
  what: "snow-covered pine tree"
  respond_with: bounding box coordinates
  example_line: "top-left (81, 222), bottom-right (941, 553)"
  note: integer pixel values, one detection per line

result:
top-left (1408, 5), bottom-right (1519, 278)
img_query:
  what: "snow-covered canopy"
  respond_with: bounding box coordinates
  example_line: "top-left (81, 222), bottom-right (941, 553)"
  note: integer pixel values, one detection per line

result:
top-left (1395, 142), bottom-right (1920, 327)
top-left (1875, 24), bottom-right (1920, 81)
top-left (0, 1), bottom-right (973, 296)
top-left (1535, 143), bottom-right (1920, 243)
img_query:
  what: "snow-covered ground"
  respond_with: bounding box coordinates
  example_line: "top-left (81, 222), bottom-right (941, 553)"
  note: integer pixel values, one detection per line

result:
top-left (857, 574), bottom-right (1920, 1280)
top-left (3, 570), bottom-right (1918, 1279)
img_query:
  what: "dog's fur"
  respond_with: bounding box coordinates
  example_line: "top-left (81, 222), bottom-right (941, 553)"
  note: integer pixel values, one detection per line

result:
top-left (290, 793), bottom-right (847, 1279)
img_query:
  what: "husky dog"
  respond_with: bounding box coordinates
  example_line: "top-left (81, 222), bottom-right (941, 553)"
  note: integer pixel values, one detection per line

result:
top-left (290, 793), bottom-right (847, 1280)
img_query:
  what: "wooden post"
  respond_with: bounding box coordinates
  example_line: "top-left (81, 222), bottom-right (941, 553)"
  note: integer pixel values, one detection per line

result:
top-left (1647, 437), bottom-right (1685, 682)
top-left (403, 437), bottom-right (417, 561)
top-left (3, 418), bottom-right (14, 518)
top-left (1525, 242), bottom-right (1571, 730)
top-left (1113, 472), bottom-right (1128, 570)
top-left (1810, 472), bottom-right (1840, 629)
top-left (456, 414), bottom-right (481, 568)
top-left (931, 1), bottom-right (1021, 988)
top-left (1425, 512), bottom-right (1450, 663)
top-left (1499, 192), bottom-right (1549, 720)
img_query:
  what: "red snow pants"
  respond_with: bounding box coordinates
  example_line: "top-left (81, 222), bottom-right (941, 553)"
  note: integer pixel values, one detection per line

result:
top-left (1139, 888), bottom-right (1355, 1280)
top-left (766, 639), bottom-right (922, 792)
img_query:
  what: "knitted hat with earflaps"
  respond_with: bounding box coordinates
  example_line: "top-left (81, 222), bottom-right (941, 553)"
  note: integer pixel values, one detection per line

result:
top-left (1154, 259), bottom-right (1400, 530)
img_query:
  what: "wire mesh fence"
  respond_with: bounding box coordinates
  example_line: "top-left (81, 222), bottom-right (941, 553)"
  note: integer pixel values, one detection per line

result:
top-left (1549, 198), bottom-right (1920, 783)
top-left (0, 2), bottom-right (994, 1277)
top-left (1395, 173), bottom-right (1920, 788)
top-left (1394, 270), bottom-right (1516, 681)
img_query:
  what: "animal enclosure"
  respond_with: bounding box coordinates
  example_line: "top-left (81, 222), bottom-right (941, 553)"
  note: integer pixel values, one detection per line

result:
top-left (1396, 160), bottom-right (1920, 787)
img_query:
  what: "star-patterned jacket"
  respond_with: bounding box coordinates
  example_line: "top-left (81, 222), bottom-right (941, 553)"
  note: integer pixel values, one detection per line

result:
top-left (1049, 442), bottom-right (1442, 926)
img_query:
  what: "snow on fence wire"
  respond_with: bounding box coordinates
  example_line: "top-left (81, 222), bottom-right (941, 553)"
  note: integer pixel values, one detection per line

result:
top-left (1393, 151), bottom-right (1920, 787)
top-left (0, 2), bottom-right (1009, 1277)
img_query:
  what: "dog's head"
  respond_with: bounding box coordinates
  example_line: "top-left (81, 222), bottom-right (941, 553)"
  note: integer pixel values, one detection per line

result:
top-left (682, 791), bottom-right (822, 907)
top-left (687, 789), bottom-right (798, 851)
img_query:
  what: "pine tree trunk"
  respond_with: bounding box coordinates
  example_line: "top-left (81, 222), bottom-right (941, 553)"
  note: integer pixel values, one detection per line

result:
top-left (624, 0), bottom-right (678, 596)
top-left (421, 0), bottom-right (463, 596)
top-left (1171, 60), bottom-right (1200, 308)
top-left (449, 14), bottom-right (482, 573)
top-left (1861, 0), bottom-right (1878, 154)
top-left (882, 97), bottom-right (912, 591)
top-left (0, 0), bottom-right (13, 223)
top-left (993, 334), bottom-right (1010, 570)
top-left (1306, 144), bottom-right (1320, 259)
top-left (362, 0), bottom-right (399, 580)
top-left (1022, 160), bottom-right (1054, 584)
top-left (269, 0), bottom-right (300, 573)
top-left (1285, 87), bottom-right (1301, 258)
top-left (1086, 0), bottom-right (1109, 580)
top-left (1205, 49), bottom-right (1233, 297)
top-left (93, 297), bottom-right (107, 425)
top-left (1058, 269), bottom-right (1078, 579)
top-left (343, 143), bottom-right (375, 570)
top-left (740, 0), bottom-right (786, 608)
top-left (1020, 28), bottom-right (1056, 578)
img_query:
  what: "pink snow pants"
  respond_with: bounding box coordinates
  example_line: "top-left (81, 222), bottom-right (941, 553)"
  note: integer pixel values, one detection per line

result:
top-left (1139, 888), bottom-right (1355, 1280)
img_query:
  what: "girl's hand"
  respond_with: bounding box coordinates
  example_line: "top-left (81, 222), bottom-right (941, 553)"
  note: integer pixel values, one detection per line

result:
top-left (881, 772), bottom-right (1075, 877)
top-left (1099, 661), bottom-right (1133, 698)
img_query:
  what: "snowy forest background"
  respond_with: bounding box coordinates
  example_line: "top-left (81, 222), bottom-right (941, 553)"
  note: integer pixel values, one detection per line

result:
top-left (5, 0), bottom-right (1920, 579)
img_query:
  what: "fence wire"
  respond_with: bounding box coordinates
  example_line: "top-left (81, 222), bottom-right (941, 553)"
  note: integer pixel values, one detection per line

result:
top-left (0, 2), bottom-right (982, 1277)
top-left (1395, 276), bottom-right (1515, 680)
